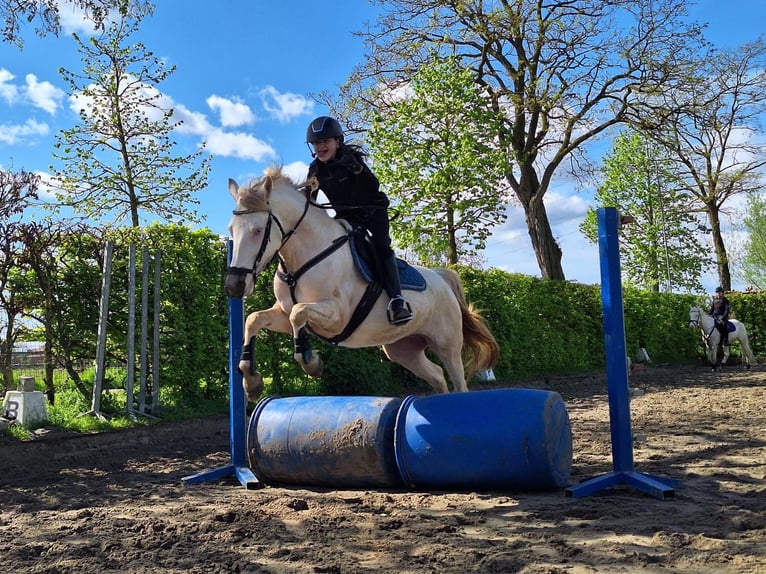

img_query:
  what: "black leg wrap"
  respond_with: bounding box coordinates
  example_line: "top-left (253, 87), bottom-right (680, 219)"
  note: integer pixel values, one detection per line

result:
top-left (294, 327), bottom-right (312, 364)
top-left (240, 336), bottom-right (257, 375)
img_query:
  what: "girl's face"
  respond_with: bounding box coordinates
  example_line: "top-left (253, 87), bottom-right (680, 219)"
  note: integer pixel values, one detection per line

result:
top-left (312, 137), bottom-right (340, 163)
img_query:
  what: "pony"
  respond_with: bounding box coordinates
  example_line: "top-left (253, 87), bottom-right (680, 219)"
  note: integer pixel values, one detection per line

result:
top-left (225, 166), bottom-right (500, 401)
top-left (688, 306), bottom-right (756, 370)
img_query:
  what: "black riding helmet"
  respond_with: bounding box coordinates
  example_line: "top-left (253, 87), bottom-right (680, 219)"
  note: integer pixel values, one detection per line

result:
top-left (306, 116), bottom-right (344, 144)
top-left (715, 286), bottom-right (724, 293)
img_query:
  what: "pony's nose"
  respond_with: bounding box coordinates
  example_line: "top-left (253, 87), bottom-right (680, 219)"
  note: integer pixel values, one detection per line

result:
top-left (225, 273), bottom-right (246, 299)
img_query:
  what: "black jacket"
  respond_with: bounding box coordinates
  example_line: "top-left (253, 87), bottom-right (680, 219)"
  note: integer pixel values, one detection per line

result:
top-left (710, 296), bottom-right (730, 320)
top-left (307, 146), bottom-right (388, 227)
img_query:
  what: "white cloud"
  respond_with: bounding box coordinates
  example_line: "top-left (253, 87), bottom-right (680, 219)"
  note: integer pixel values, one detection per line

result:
top-left (259, 86), bottom-right (313, 122)
top-left (57, 0), bottom-right (112, 35)
top-left (0, 69), bottom-right (19, 103)
top-left (64, 76), bottom-right (284, 163)
top-left (0, 119), bottom-right (49, 145)
top-left (206, 95), bottom-right (255, 128)
top-left (545, 191), bottom-right (591, 225)
top-left (24, 74), bottom-right (64, 114)
top-left (205, 129), bottom-right (276, 161)
top-left (0, 69), bottom-right (63, 114)
top-left (172, 104), bottom-right (215, 136)
top-left (282, 161), bottom-right (310, 184)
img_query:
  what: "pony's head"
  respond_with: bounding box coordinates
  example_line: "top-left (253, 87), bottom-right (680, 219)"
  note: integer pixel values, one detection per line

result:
top-left (225, 166), bottom-right (298, 299)
top-left (689, 306), bottom-right (703, 329)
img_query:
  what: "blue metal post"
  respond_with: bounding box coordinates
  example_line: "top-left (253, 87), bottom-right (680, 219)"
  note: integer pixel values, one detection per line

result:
top-left (566, 207), bottom-right (677, 499)
top-left (182, 241), bottom-right (260, 489)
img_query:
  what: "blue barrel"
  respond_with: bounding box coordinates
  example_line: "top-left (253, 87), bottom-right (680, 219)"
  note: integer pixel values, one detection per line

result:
top-left (247, 395), bottom-right (403, 488)
top-left (394, 389), bottom-right (572, 491)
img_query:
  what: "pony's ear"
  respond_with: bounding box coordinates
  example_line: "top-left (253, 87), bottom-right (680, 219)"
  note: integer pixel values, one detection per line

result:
top-left (228, 178), bottom-right (239, 200)
top-left (263, 176), bottom-right (273, 195)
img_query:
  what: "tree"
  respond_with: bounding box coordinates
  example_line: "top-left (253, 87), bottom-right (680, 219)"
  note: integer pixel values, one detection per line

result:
top-left (1, 0), bottom-right (123, 48)
top-left (580, 131), bottom-right (708, 293)
top-left (741, 192), bottom-right (766, 290)
top-left (367, 54), bottom-right (508, 265)
top-left (0, 169), bottom-right (39, 388)
top-left (17, 220), bottom-right (102, 402)
top-left (636, 40), bottom-right (766, 291)
top-left (323, 0), bottom-right (704, 279)
top-left (50, 1), bottom-right (210, 228)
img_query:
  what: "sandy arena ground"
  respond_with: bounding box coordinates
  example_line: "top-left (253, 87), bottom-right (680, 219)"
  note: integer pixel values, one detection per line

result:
top-left (1, 363), bottom-right (764, 573)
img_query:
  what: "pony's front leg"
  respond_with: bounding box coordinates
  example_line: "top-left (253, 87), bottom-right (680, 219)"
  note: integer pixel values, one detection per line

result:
top-left (241, 304), bottom-right (292, 401)
top-left (289, 300), bottom-right (345, 378)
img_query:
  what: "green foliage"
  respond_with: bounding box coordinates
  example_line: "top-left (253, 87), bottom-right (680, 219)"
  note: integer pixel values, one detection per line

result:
top-left (123, 225), bottom-right (230, 402)
top-left (581, 131), bottom-right (708, 293)
top-left (311, 345), bottom-right (401, 396)
top-left (741, 192), bottom-right (766, 289)
top-left (727, 293), bottom-right (766, 358)
top-left (368, 53), bottom-right (508, 265)
top-left (47, 386), bottom-right (139, 433)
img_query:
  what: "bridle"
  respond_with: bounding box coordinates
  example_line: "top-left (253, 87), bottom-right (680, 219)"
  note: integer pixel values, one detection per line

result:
top-left (688, 308), bottom-right (701, 329)
top-left (226, 192), bottom-right (312, 278)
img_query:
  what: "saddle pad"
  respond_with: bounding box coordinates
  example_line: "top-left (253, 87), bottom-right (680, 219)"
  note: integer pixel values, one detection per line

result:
top-left (349, 237), bottom-right (427, 292)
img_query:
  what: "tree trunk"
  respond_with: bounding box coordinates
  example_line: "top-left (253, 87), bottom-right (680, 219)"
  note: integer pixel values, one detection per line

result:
top-left (1, 319), bottom-right (15, 388)
top-left (44, 336), bottom-right (55, 404)
top-left (514, 169), bottom-right (565, 280)
top-left (706, 204), bottom-right (731, 291)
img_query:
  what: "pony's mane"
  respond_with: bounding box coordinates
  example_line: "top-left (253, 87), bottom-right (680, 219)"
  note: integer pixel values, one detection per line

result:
top-left (240, 165), bottom-right (297, 211)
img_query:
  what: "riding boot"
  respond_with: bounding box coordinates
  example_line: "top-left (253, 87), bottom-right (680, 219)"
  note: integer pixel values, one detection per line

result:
top-left (381, 253), bottom-right (413, 325)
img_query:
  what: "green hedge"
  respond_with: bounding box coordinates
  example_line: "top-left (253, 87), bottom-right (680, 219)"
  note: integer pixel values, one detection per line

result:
top-left (250, 266), bottom-right (740, 397)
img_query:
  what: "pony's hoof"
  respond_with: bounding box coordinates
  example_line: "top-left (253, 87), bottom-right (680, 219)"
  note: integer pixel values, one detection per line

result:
top-left (243, 372), bottom-right (264, 402)
top-left (306, 357), bottom-right (324, 378)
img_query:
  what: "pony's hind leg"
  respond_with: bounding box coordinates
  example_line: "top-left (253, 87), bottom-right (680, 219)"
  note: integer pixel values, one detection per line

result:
top-left (383, 338), bottom-right (450, 393)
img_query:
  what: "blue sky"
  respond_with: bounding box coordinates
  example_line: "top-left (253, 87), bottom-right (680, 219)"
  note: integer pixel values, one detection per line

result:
top-left (1, 0), bottom-right (764, 292)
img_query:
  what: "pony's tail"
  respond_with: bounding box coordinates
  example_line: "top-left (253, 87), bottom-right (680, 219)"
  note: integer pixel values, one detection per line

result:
top-left (740, 326), bottom-right (757, 365)
top-left (434, 268), bottom-right (500, 379)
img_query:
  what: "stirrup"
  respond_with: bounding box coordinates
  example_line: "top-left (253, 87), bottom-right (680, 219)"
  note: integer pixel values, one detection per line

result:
top-left (387, 296), bottom-right (413, 325)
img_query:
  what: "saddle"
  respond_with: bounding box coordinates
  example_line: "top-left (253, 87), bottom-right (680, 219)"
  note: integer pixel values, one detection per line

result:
top-left (714, 318), bottom-right (734, 333)
top-left (276, 225), bottom-right (426, 346)
top-left (347, 229), bottom-right (427, 292)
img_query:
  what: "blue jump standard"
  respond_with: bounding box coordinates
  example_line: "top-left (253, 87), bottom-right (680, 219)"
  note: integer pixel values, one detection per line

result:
top-left (565, 207), bottom-right (679, 500)
top-left (181, 245), bottom-right (260, 490)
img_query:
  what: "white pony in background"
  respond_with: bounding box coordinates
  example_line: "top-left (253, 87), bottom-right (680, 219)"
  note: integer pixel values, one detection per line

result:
top-left (688, 306), bottom-right (756, 370)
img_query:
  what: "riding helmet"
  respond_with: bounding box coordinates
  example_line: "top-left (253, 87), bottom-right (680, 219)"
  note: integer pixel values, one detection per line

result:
top-left (715, 286), bottom-right (724, 293)
top-left (306, 116), bottom-right (344, 143)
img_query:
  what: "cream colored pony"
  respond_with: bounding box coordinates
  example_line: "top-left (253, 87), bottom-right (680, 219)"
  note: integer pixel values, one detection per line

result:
top-left (225, 166), bottom-right (499, 401)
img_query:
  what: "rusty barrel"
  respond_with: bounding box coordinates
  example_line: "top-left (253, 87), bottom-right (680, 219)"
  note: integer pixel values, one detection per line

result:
top-left (247, 395), bottom-right (403, 488)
